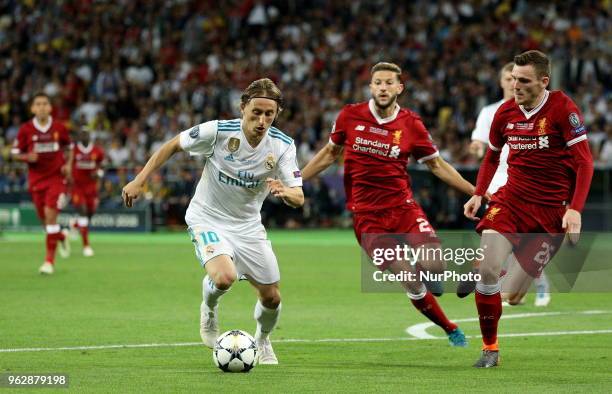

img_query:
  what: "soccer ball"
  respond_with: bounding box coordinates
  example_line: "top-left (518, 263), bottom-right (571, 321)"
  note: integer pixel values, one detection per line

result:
top-left (213, 330), bottom-right (258, 372)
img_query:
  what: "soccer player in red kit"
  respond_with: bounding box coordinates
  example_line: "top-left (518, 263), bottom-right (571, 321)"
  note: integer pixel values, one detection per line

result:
top-left (71, 128), bottom-right (105, 257)
top-left (303, 62), bottom-right (477, 347)
top-left (11, 93), bottom-right (73, 274)
top-left (464, 50), bottom-right (594, 367)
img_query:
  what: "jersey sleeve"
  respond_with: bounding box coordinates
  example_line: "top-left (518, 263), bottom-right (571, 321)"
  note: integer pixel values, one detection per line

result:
top-left (179, 120), bottom-right (218, 156)
top-left (277, 143), bottom-right (303, 188)
top-left (559, 96), bottom-right (588, 147)
top-left (487, 110), bottom-right (506, 152)
top-left (11, 125), bottom-right (28, 155)
top-left (411, 117), bottom-right (439, 163)
top-left (471, 106), bottom-right (493, 143)
top-left (329, 108), bottom-right (347, 146)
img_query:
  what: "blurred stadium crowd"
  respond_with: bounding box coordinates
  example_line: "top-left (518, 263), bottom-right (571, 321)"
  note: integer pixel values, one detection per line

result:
top-left (0, 0), bottom-right (610, 228)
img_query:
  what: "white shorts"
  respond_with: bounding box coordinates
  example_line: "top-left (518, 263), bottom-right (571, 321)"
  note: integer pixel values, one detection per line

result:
top-left (188, 225), bottom-right (280, 284)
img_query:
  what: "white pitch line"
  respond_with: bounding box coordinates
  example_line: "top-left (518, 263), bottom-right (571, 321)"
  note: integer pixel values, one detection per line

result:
top-left (2, 329), bottom-right (612, 353)
top-left (406, 310), bottom-right (611, 339)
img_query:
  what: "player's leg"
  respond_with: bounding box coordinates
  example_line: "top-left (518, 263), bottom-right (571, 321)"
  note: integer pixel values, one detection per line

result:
top-left (249, 280), bottom-right (281, 365)
top-left (79, 192), bottom-right (97, 256)
top-left (501, 253), bottom-right (532, 305)
top-left (200, 254), bottom-right (236, 348)
top-left (473, 229), bottom-right (513, 368)
top-left (189, 226), bottom-right (237, 347)
top-left (533, 271), bottom-right (551, 307)
top-left (387, 257), bottom-right (467, 347)
top-left (233, 235), bottom-right (281, 364)
top-left (39, 186), bottom-right (69, 274)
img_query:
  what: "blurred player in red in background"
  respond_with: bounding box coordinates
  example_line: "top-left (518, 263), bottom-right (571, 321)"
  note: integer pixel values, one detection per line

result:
top-left (303, 62), bottom-right (477, 348)
top-left (464, 50), bottom-right (594, 368)
top-left (11, 92), bottom-right (73, 275)
top-left (71, 128), bottom-right (105, 257)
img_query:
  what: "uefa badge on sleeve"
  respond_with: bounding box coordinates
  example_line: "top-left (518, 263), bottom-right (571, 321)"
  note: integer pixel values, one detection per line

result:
top-left (189, 125), bottom-right (200, 139)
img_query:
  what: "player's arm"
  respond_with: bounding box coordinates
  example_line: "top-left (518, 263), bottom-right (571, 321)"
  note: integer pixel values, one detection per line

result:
top-left (62, 144), bottom-right (74, 182)
top-left (10, 128), bottom-right (38, 163)
top-left (301, 142), bottom-right (343, 181)
top-left (561, 102), bottom-right (595, 243)
top-left (266, 179), bottom-right (304, 208)
top-left (424, 156), bottom-right (475, 196)
top-left (469, 107), bottom-right (491, 159)
top-left (464, 112), bottom-right (505, 220)
top-left (122, 135), bottom-right (182, 207)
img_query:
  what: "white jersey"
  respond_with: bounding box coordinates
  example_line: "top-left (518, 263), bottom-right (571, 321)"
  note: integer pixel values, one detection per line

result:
top-left (471, 99), bottom-right (510, 194)
top-left (179, 118), bottom-right (302, 235)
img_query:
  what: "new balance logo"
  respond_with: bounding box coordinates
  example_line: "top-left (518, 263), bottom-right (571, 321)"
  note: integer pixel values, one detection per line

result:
top-left (355, 125), bottom-right (365, 131)
top-left (538, 136), bottom-right (549, 149)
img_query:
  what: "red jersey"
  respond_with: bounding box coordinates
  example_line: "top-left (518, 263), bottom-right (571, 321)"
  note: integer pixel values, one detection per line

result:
top-left (330, 100), bottom-right (438, 212)
top-left (486, 90), bottom-right (589, 207)
top-left (11, 117), bottom-right (71, 190)
top-left (72, 143), bottom-right (105, 187)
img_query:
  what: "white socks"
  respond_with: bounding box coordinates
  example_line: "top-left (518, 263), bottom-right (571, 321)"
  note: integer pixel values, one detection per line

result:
top-left (406, 283), bottom-right (427, 300)
top-left (476, 281), bottom-right (501, 295)
top-left (203, 275), bottom-right (228, 311)
top-left (254, 300), bottom-right (281, 342)
top-left (534, 272), bottom-right (550, 293)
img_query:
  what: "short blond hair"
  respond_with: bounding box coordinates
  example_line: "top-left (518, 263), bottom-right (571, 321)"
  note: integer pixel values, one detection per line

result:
top-left (371, 62), bottom-right (402, 82)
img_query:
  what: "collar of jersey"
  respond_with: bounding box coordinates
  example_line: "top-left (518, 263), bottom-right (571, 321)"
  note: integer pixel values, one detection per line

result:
top-left (519, 90), bottom-right (549, 119)
top-left (238, 119), bottom-right (270, 151)
top-left (368, 99), bottom-right (400, 124)
top-left (77, 142), bottom-right (94, 154)
top-left (33, 116), bottom-right (53, 133)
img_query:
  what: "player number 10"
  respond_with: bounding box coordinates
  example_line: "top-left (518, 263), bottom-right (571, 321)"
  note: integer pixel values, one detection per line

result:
top-left (201, 231), bottom-right (220, 245)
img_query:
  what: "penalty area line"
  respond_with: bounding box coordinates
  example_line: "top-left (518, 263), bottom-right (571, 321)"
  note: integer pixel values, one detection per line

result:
top-left (2, 329), bottom-right (612, 353)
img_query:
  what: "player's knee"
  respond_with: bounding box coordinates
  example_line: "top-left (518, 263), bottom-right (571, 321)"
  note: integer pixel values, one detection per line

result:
top-left (211, 272), bottom-right (236, 290)
top-left (506, 292), bottom-right (525, 305)
top-left (260, 290), bottom-right (281, 309)
top-left (419, 258), bottom-right (445, 274)
top-left (478, 265), bottom-right (500, 284)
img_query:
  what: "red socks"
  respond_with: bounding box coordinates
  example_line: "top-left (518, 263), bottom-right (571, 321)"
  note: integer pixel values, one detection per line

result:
top-left (475, 289), bottom-right (502, 350)
top-left (410, 292), bottom-right (458, 334)
top-left (45, 225), bottom-right (64, 264)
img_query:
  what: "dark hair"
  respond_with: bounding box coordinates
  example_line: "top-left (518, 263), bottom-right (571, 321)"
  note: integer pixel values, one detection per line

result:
top-left (30, 92), bottom-right (51, 105)
top-left (370, 62), bottom-right (402, 82)
top-left (514, 50), bottom-right (550, 78)
top-left (240, 78), bottom-right (283, 111)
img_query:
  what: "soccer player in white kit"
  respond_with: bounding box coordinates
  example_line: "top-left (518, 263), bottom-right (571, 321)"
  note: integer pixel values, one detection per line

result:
top-left (469, 62), bottom-right (551, 307)
top-left (122, 78), bottom-right (304, 364)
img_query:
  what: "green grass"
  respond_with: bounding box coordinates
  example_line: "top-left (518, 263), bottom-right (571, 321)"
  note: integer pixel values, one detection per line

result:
top-left (1, 230), bottom-right (611, 392)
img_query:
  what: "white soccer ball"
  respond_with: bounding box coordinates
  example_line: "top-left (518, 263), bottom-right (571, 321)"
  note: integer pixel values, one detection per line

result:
top-left (213, 330), bottom-right (258, 372)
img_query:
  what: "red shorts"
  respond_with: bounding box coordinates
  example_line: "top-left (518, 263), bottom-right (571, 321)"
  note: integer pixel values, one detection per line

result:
top-left (30, 181), bottom-right (68, 220)
top-left (71, 183), bottom-right (99, 213)
top-left (477, 198), bottom-right (566, 277)
top-left (353, 201), bottom-right (440, 270)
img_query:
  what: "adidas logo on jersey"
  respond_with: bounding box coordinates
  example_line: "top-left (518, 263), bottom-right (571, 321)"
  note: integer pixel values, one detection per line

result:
top-left (224, 154), bottom-right (235, 162)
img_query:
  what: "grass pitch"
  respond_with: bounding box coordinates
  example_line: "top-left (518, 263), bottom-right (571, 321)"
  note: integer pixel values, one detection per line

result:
top-left (1, 230), bottom-right (611, 392)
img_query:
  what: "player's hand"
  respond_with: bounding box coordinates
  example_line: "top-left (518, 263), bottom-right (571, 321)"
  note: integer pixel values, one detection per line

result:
top-left (469, 141), bottom-right (485, 159)
top-left (122, 180), bottom-right (143, 208)
top-left (484, 192), bottom-right (493, 201)
top-left (562, 208), bottom-right (581, 245)
top-left (61, 164), bottom-right (73, 184)
top-left (25, 152), bottom-right (38, 163)
top-left (464, 195), bottom-right (482, 221)
top-left (266, 178), bottom-right (288, 199)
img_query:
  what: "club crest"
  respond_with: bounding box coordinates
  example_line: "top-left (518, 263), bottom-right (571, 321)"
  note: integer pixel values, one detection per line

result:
top-left (265, 153), bottom-right (276, 170)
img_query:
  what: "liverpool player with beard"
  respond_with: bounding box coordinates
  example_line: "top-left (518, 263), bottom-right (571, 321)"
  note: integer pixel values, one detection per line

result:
top-left (11, 93), bottom-right (73, 274)
top-left (302, 62), bottom-right (476, 347)
top-left (464, 50), bottom-right (594, 367)
top-left (71, 128), bottom-right (105, 257)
